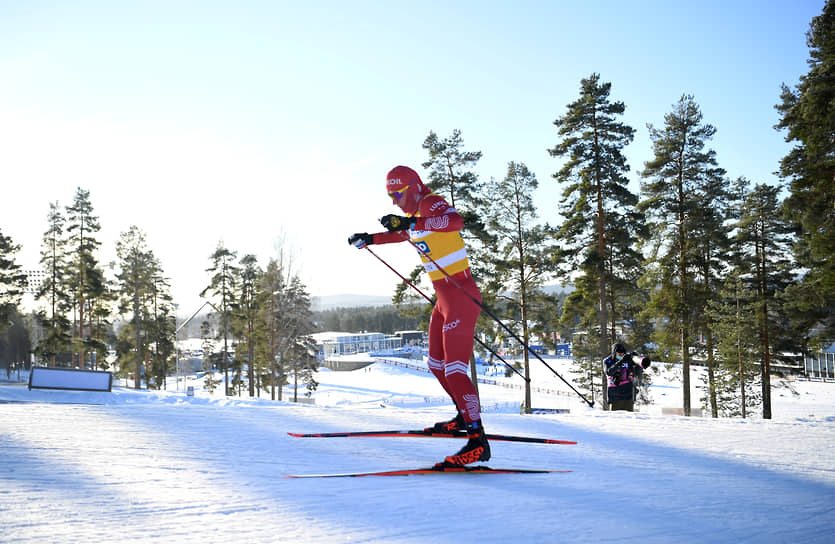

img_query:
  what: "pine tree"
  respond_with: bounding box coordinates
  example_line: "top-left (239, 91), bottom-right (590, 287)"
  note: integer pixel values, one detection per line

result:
top-left (775, 0), bottom-right (835, 343)
top-left (687, 159), bottom-right (732, 417)
top-left (735, 183), bottom-right (796, 419)
top-left (115, 226), bottom-right (158, 389)
top-left (65, 188), bottom-right (103, 368)
top-left (483, 162), bottom-right (559, 413)
top-left (549, 73), bottom-right (644, 406)
top-left (422, 129), bottom-right (483, 212)
top-left (285, 277), bottom-right (318, 401)
top-left (147, 272), bottom-right (175, 389)
top-left (201, 243), bottom-right (239, 396)
top-left (705, 271), bottom-right (761, 417)
top-left (561, 274), bottom-right (607, 403)
top-left (639, 94), bottom-right (724, 416)
top-left (200, 320), bottom-right (220, 393)
top-left (234, 254), bottom-right (262, 397)
top-left (83, 257), bottom-right (112, 371)
top-left (35, 202), bottom-right (72, 366)
top-left (258, 255), bottom-right (296, 401)
top-left (0, 229), bottom-right (27, 333)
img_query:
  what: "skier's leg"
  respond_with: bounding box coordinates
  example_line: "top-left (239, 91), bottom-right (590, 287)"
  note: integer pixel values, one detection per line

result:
top-left (424, 301), bottom-right (465, 432)
top-left (435, 277), bottom-right (483, 423)
top-left (436, 277), bottom-right (490, 465)
top-left (427, 302), bottom-right (455, 399)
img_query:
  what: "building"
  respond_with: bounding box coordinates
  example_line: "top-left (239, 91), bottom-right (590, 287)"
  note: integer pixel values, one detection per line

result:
top-left (312, 332), bottom-right (404, 358)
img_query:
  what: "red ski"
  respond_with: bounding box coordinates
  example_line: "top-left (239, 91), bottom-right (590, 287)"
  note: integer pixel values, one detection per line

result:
top-left (285, 464), bottom-right (570, 478)
top-left (287, 429), bottom-right (576, 445)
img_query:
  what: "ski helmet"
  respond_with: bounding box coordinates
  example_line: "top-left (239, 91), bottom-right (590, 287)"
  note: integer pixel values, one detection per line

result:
top-left (386, 165), bottom-right (424, 195)
top-left (612, 343), bottom-right (627, 356)
top-left (386, 165), bottom-right (427, 214)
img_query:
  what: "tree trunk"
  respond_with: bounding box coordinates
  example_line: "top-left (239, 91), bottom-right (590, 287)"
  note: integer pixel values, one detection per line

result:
top-left (596, 178), bottom-right (609, 408)
top-left (677, 162), bottom-right (691, 417)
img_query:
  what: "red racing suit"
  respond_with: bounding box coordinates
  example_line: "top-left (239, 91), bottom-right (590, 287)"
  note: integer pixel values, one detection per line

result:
top-left (372, 194), bottom-right (483, 423)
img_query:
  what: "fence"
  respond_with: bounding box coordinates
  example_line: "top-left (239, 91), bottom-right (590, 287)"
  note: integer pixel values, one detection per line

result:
top-left (804, 352), bottom-right (835, 381)
top-left (374, 357), bottom-right (576, 399)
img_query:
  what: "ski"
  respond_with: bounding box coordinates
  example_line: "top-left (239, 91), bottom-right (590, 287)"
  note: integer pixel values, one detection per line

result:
top-left (285, 464), bottom-right (570, 478)
top-left (287, 429), bottom-right (576, 445)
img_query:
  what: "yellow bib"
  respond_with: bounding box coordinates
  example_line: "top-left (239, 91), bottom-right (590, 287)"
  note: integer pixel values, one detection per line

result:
top-left (410, 228), bottom-right (470, 282)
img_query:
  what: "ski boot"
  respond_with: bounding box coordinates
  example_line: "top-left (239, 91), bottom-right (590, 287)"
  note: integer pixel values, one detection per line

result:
top-left (443, 420), bottom-right (491, 465)
top-left (424, 412), bottom-right (466, 433)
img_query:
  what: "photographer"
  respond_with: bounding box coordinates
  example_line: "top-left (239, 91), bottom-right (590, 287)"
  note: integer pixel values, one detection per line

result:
top-left (603, 343), bottom-right (651, 412)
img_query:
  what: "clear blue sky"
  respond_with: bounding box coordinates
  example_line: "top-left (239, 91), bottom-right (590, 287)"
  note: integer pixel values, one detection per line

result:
top-left (0, 0), bottom-right (824, 312)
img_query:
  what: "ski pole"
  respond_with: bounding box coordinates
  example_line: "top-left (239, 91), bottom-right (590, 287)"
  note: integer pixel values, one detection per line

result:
top-left (363, 246), bottom-right (529, 383)
top-left (406, 239), bottom-right (595, 408)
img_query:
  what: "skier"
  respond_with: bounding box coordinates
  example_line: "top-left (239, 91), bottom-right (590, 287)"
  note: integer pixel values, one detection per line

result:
top-left (348, 165), bottom-right (490, 465)
top-left (603, 343), bottom-right (646, 411)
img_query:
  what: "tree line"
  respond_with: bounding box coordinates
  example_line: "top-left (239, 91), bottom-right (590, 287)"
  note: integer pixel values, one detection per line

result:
top-left (0, 190), bottom-right (319, 400)
top-left (400, 5), bottom-right (833, 419)
top-left (312, 306), bottom-right (422, 335)
top-left (1, 3), bottom-right (832, 417)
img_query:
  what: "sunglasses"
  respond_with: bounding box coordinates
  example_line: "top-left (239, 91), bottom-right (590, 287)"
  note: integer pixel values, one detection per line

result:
top-left (389, 185), bottom-right (409, 199)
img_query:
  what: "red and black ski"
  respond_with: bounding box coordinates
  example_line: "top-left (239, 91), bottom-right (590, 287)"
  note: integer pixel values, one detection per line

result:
top-left (285, 464), bottom-right (570, 478)
top-left (287, 429), bottom-right (576, 445)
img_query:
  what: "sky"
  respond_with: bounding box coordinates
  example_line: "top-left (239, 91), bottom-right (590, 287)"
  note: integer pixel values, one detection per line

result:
top-left (0, 0), bottom-right (825, 314)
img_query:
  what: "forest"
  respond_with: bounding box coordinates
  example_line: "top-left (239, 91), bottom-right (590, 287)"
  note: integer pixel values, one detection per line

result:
top-left (0, 4), bottom-right (832, 420)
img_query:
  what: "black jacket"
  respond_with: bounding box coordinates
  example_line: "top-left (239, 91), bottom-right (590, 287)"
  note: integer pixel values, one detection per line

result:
top-left (603, 355), bottom-right (643, 402)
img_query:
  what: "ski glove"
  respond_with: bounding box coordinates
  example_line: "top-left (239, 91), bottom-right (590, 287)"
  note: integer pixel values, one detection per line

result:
top-left (348, 233), bottom-right (373, 249)
top-left (380, 214), bottom-right (416, 232)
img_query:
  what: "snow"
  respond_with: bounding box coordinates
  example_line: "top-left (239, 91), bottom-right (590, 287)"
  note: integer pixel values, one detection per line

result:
top-left (1, 357), bottom-right (834, 543)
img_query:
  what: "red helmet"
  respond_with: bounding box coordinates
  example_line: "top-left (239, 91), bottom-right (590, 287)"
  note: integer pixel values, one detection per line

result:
top-left (385, 166), bottom-right (428, 215)
top-left (386, 165), bottom-right (425, 196)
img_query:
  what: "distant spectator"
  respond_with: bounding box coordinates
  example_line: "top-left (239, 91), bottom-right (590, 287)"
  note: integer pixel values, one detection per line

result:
top-left (604, 343), bottom-right (650, 411)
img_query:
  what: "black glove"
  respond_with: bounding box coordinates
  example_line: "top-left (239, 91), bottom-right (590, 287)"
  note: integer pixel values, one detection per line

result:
top-left (348, 233), bottom-right (373, 248)
top-left (380, 214), bottom-right (416, 232)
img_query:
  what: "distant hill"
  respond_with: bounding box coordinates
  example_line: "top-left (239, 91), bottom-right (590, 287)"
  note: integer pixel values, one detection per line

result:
top-left (311, 294), bottom-right (392, 311)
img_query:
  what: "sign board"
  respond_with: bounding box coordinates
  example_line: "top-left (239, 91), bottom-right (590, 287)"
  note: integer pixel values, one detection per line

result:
top-left (29, 367), bottom-right (113, 392)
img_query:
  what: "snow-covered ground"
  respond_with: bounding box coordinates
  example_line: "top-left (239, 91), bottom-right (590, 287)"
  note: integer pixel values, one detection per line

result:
top-left (1, 356), bottom-right (833, 543)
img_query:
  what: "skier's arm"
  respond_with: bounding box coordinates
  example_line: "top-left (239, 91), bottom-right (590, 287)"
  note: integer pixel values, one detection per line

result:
top-left (413, 195), bottom-right (464, 232)
top-left (372, 230), bottom-right (411, 244)
top-left (348, 230), bottom-right (410, 248)
top-left (380, 195), bottom-right (465, 234)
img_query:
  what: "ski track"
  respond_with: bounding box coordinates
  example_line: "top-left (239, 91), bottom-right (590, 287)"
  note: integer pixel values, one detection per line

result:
top-left (2, 360), bottom-right (835, 544)
top-left (1, 398), bottom-right (834, 543)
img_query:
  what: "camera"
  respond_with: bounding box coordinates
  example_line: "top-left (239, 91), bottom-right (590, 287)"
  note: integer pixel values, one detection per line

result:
top-left (619, 351), bottom-right (652, 368)
top-left (624, 352), bottom-right (651, 369)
